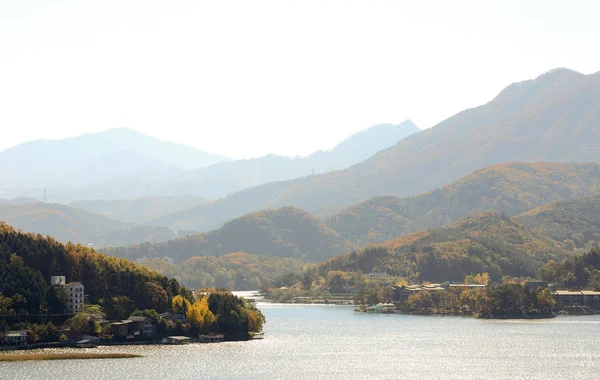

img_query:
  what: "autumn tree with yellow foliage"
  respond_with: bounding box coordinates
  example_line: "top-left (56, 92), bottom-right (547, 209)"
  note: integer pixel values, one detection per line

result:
top-left (186, 297), bottom-right (215, 333)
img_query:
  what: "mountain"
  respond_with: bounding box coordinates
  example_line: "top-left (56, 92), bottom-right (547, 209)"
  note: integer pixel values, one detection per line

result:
top-left (515, 195), bottom-right (600, 249)
top-left (152, 69), bottom-right (600, 232)
top-left (105, 207), bottom-right (349, 263)
top-left (0, 128), bottom-right (230, 189)
top-left (130, 120), bottom-right (419, 200)
top-left (0, 202), bottom-right (176, 247)
top-left (317, 212), bottom-right (570, 283)
top-left (326, 162), bottom-right (600, 247)
top-left (69, 195), bottom-right (209, 224)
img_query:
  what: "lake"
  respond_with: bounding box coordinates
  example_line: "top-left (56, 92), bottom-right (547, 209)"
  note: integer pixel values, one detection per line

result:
top-left (2, 302), bottom-right (600, 379)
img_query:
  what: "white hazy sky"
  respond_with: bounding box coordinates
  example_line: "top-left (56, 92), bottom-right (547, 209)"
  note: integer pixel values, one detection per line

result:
top-left (1, 0), bottom-right (599, 159)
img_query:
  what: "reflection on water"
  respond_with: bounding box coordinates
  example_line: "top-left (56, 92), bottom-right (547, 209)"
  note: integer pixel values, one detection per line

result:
top-left (2, 303), bottom-right (600, 380)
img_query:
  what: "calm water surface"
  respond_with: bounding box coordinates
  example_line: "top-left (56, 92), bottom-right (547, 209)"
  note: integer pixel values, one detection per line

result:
top-left (2, 302), bottom-right (600, 380)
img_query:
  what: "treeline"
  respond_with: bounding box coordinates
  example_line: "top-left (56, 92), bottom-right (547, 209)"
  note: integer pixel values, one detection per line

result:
top-left (141, 252), bottom-right (311, 290)
top-left (105, 207), bottom-right (349, 262)
top-left (538, 247), bottom-right (600, 290)
top-left (0, 222), bottom-right (192, 323)
top-left (398, 285), bottom-right (557, 318)
top-left (316, 212), bottom-right (568, 283)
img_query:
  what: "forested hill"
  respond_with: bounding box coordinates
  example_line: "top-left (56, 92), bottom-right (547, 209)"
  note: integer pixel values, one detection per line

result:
top-left (106, 163), bottom-right (600, 264)
top-left (152, 69), bottom-right (600, 233)
top-left (0, 202), bottom-right (177, 247)
top-left (0, 222), bottom-right (188, 318)
top-left (316, 212), bottom-right (571, 283)
top-left (515, 195), bottom-right (600, 249)
top-left (326, 162), bottom-right (600, 247)
top-left (106, 207), bottom-right (350, 263)
top-left (140, 252), bottom-right (311, 291)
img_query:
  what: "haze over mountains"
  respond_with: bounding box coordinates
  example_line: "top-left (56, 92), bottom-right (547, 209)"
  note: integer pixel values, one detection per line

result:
top-left (0, 121), bottom-right (418, 202)
top-left (3, 67), bottom-right (600, 263)
top-left (152, 68), bottom-right (600, 233)
top-left (0, 128), bottom-right (230, 188)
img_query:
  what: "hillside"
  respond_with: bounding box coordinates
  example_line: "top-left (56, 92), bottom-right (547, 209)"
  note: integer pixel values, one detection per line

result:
top-left (69, 195), bottom-right (209, 224)
top-left (0, 202), bottom-right (176, 247)
top-left (106, 207), bottom-right (349, 263)
top-left (152, 68), bottom-right (600, 232)
top-left (317, 212), bottom-right (571, 283)
top-left (0, 222), bottom-right (187, 318)
top-left (326, 162), bottom-right (600, 247)
top-left (515, 195), bottom-right (600, 249)
top-left (140, 252), bottom-right (311, 291)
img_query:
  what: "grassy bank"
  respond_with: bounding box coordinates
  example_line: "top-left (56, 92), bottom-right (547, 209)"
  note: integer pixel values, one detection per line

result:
top-left (0, 353), bottom-right (142, 362)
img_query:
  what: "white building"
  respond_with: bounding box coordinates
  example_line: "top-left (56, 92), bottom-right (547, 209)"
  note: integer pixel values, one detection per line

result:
top-left (65, 282), bottom-right (85, 313)
top-left (50, 276), bottom-right (85, 313)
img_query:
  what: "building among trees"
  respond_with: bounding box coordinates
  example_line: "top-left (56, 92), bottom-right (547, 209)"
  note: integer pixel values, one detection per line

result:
top-left (51, 276), bottom-right (85, 313)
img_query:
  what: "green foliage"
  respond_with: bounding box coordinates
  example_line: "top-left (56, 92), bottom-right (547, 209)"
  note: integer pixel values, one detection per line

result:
top-left (105, 207), bottom-right (349, 262)
top-left (327, 163), bottom-right (600, 248)
top-left (515, 195), bottom-right (600, 249)
top-left (206, 290), bottom-right (265, 340)
top-left (67, 312), bottom-right (101, 335)
top-left (538, 247), bottom-right (600, 289)
top-left (131, 309), bottom-right (160, 324)
top-left (46, 285), bottom-right (69, 314)
top-left (0, 222), bottom-right (189, 320)
top-left (398, 285), bottom-right (557, 318)
top-left (317, 212), bottom-right (570, 283)
top-left (137, 251), bottom-right (312, 291)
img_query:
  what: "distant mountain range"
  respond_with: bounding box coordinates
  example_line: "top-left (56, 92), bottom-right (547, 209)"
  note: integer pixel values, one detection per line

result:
top-left (0, 121), bottom-right (418, 202)
top-left (152, 121), bottom-right (420, 199)
top-left (150, 68), bottom-right (600, 233)
top-left (0, 128), bottom-right (230, 189)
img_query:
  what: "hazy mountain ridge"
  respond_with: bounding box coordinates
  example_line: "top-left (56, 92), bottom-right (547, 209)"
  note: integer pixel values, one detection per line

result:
top-left (121, 120), bottom-right (419, 200)
top-left (69, 195), bottom-right (209, 224)
top-left (0, 202), bottom-right (177, 247)
top-left (0, 122), bottom-right (418, 202)
top-left (150, 69), bottom-right (600, 232)
top-left (0, 128), bottom-right (230, 190)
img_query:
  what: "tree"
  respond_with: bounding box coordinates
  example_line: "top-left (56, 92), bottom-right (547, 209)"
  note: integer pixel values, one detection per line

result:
top-left (186, 297), bottom-right (215, 332)
top-left (464, 272), bottom-right (490, 285)
top-left (172, 295), bottom-right (191, 315)
top-left (47, 285), bottom-right (69, 314)
top-left (0, 295), bottom-right (15, 318)
top-left (68, 312), bottom-right (100, 335)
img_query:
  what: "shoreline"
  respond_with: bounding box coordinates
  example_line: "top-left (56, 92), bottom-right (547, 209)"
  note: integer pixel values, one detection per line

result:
top-left (0, 353), bottom-right (142, 362)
